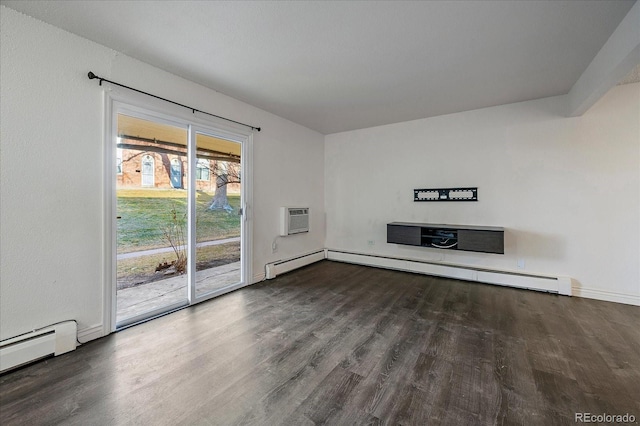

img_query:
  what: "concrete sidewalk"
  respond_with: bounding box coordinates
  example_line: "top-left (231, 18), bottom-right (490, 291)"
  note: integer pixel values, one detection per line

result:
top-left (116, 261), bottom-right (241, 323)
top-left (117, 237), bottom-right (240, 260)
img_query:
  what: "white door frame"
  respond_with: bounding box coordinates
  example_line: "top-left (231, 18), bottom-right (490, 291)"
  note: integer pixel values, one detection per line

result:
top-left (140, 154), bottom-right (155, 187)
top-left (103, 88), bottom-right (253, 334)
top-left (170, 158), bottom-right (182, 188)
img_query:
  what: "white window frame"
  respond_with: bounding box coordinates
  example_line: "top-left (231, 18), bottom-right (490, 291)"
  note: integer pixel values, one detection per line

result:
top-left (116, 147), bottom-right (123, 175)
top-left (196, 158), bottom-right (211, 181)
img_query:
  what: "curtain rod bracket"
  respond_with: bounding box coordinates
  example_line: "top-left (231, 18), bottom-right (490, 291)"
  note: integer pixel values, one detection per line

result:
top-left (86, 71), bottom-right (261, 132)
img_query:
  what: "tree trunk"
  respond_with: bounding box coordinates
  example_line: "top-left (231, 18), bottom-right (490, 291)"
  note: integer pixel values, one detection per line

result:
top-left (208, 162), bottom-right (232, 212)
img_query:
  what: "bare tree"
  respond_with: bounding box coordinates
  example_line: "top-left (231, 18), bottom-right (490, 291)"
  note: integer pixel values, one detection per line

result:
top-left (208, 161), bottom-right (240, 212)
top-left (161, 203), bottom-right (187, 274)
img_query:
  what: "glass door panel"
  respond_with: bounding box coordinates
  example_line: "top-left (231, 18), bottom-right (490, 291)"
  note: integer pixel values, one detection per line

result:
top-left (115, 113), bottom-right (189, 327)
top-left (192, 130), bottom-right (242, 298)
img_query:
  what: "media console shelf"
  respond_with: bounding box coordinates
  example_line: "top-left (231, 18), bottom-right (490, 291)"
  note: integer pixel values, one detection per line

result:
top-left (387, 222), bottom-right (504, 254)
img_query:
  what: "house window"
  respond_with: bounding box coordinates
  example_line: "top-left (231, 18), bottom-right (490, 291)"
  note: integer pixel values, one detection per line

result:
top-left (116, 148), bottom-right (123, 175)
top-left (141, 154), bottom-right (154, 186)
top-left (196, 159), bottom-right (210, 181)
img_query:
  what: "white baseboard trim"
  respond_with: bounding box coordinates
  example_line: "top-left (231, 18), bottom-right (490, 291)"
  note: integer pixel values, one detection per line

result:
top-left (265, 250), bottom-right (326, 279)
top-left (572, 286), bottom-right (640, 306)
top-left (326, 249), bottom-right (572, 296)
top-left (0, 321), bottom-right (78, 373)
top-left (78, 324), bottom-right (105, 344)
top-left (256, 249), bottom-right (636, 307)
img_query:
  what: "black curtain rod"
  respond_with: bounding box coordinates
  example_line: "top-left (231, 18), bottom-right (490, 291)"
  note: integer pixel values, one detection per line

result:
top-left (87, 71), bottom-right (261, 132)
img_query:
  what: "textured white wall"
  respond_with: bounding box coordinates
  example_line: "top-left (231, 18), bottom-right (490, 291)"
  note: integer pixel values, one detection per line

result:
top-left (2, 6), bottom-right (638, 346)
top-left (325, 84), bottom-right (640, 305)
top-left (0, 7), bottom-right (325, 341)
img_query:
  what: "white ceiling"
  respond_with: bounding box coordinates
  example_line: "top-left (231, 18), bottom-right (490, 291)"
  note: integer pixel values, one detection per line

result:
top-left (2, 0), bottom-right (635, 134)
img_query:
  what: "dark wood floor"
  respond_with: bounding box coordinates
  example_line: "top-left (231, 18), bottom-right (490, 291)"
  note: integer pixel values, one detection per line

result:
top-left (1, 261), bottom-right (639, 425)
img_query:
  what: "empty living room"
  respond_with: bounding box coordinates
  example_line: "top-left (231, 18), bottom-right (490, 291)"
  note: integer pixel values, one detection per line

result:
top-left (1, 1), bottom-right (639, 425)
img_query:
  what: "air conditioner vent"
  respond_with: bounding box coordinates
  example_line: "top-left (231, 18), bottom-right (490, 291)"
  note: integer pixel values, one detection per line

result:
top-left (280, 207), bottom-right (310, 236)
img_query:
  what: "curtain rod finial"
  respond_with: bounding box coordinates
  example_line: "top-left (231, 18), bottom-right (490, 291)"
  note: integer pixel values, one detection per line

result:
top-left (88, 71), bottom-right (97, 80)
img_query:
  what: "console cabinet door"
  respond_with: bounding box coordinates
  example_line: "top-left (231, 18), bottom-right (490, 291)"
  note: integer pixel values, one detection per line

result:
top-left (458, 230), bottom-right (504, 254)
top-left (387, 224), bottom-right (421, 246)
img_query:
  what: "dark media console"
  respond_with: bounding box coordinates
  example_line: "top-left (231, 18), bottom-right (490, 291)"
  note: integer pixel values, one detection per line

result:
top-left (387, 222), bottom-right (504, 254)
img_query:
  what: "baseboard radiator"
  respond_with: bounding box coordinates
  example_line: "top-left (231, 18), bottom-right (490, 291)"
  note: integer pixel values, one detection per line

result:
top-left (0, 321), bottom-right (77, 373)
top-left (265, 250), bottom-right (326, 279)
top-left (326, 249), bottom-right (572, 296)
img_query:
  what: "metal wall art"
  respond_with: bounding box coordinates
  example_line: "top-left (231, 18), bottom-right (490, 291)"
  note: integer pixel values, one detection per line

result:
top-left (414, 187), bottom-right (478, 202)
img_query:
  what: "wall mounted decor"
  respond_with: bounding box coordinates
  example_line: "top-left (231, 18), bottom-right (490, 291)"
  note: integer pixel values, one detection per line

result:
top-left (414, 187), bottom-right (477, 202)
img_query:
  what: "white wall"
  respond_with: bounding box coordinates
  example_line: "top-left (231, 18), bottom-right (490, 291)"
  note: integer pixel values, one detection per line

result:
top-left (325, 84), bottom-right (640, 305)
top-left (2, 6), bottom-right (638, 346)
top-left (0, 7), bottom-right (325, 341)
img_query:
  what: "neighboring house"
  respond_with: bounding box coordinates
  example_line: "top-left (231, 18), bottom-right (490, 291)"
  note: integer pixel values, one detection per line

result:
top-left (116, 141), bottom-right (240, 193)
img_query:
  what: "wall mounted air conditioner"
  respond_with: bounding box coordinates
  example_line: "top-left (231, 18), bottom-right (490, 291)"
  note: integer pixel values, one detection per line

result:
top-left (280, 207), bottom-right (310, 236)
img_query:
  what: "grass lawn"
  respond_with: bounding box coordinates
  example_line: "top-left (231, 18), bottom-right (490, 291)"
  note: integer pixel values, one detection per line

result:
top-left (117, 190), bottom-right (240, 253)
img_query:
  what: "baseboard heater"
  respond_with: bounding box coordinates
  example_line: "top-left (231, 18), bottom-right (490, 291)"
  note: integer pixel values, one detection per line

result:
top-left (265, 250), bottom-right (326, 279)
top-left (0, 321), bottom-right (77, 373)
top-left (326, 249), bottom-right (572, 296)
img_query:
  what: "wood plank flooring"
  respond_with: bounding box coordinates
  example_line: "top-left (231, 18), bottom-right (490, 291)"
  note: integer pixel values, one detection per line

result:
top-left (1, 261), bottom-right (639, 425)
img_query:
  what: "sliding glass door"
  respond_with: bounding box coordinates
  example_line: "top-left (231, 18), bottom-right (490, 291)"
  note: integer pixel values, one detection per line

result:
top-left (111, 103), bottom-right (248, 329)
top-left (189, 127), bottom-right (243, 301)
top-left (115, 113), bottom-right (189, 327)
